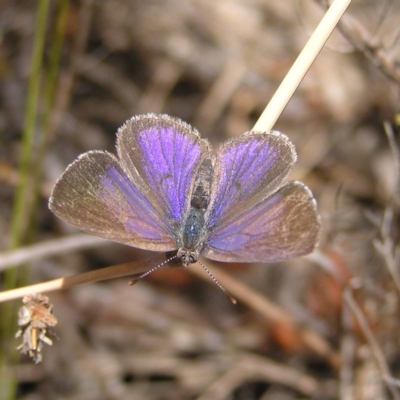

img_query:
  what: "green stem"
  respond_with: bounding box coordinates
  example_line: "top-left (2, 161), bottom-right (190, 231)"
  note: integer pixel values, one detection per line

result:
top-left (28, 0), bottom-right (70, 248)
top-left (8, 0), bottom-right (51, 282)
top-left (1, 2), bottom-right (51, 399)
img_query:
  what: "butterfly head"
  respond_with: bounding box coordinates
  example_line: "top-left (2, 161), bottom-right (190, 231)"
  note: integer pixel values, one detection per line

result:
top-left (177, 247), bottom-right (199, 267)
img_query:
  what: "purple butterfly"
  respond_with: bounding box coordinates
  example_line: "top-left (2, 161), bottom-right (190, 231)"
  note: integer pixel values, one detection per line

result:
top-left (49, 114), bottom-right (320, 267)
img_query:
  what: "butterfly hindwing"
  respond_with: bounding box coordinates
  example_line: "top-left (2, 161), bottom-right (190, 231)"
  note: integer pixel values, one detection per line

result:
top-left (203, 182), bottom-right (320, 262)
top-left (49, 151), bottom-right (176, 251)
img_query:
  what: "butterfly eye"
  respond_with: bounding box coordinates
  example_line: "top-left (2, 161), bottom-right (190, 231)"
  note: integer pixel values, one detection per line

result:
top-left (177, 248), bottom-right (185, 259)
top-left (176, 249), bottom-right (199, 266)
top-left (176, 248), bottom-right (189, 266)
top-left (189, 252), bottom-right (198, 264)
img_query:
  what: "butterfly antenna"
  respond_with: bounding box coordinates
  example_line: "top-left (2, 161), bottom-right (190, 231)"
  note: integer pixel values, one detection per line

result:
top-left (129, 255), bottom-right (178, 285)
top-left (198, 260), bottom-right (237, 304)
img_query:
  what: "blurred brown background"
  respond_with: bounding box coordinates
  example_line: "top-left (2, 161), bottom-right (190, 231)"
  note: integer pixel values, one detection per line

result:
top-left (1, 0), bottom-right (400, 399)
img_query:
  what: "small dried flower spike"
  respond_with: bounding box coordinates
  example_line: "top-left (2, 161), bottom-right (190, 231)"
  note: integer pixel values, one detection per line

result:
top-left (15, 294), bottom-right (58, 364)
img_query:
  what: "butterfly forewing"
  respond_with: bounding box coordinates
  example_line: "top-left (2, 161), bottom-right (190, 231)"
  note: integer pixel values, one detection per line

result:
top-left (117, 114), bottom-right (211, 227)
top-left (207, 131), bottom-right (296, 230)
top-left (49, 151), bottom-right (176, 251)
top-left (203, 182), bottom-right (320, 262)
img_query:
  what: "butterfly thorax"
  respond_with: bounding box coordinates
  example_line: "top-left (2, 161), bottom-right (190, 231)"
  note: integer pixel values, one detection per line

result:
top-left (190, 158), bottom-right (213, 209)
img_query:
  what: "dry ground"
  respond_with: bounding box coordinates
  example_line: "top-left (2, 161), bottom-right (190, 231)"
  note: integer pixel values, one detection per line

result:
top-left (1, 1), bottom-right (400, 399)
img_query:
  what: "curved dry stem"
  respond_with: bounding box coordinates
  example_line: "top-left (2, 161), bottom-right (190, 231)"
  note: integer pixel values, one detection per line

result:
top-left (253, 0), bottom-right (351, 133)
top-left (0, 255), bottom-right (163, 303)
top-left (0, 234), bottom-right (109, 272)
top-left (188, 261), bottom-right (340, 368)
top-left (344, 284), bottom-right (400, 400)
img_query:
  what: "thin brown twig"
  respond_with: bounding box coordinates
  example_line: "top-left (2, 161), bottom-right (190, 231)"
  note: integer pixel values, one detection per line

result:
top-left (339, 303), bottom-right (356, 400)
top-left (344, 283), bottom-right (400, 400)
top-left (0, 256), bottom-right (162, 303)
top-left (372, 122), bottom-right (400, 294)
top-left (0, 234), bottom-right (109, 272)
top-left (384, 121), bottom-right (400, 206)
top-left (318, 0), bottom-right (400, 85)
top-left (188, 262), bottom-right (341, 368)
top-left (373, 231), bottom-right (400, 297)
top-left (195, 351), bottom-right (318, 400)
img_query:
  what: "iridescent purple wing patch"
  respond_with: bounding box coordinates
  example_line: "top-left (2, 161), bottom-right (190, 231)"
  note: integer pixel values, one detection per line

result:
top-left (50, 115), bottom-right (209, 252)
top-left (49, 114), bottom-right (320, 266)
top-left (206, 131), bottom-right (296, 230)
top-left (49, 151), bottom-right (176, 251)
top-left (203, 182), bottom-right (320, 262)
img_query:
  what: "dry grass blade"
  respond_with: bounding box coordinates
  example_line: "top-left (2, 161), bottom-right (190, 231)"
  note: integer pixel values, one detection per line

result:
top-left (0, 257), bottom-right (160, 303)
top-left (0, 234), bottom-right (108, 272)
top-left (3, 0), bottom-right (400, 398)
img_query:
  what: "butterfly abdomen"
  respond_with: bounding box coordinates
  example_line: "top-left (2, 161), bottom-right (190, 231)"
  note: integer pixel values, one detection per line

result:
top-left (178, 157), bottom-right (213, 264)
top-left (182, 208), bottom-right (206, 250)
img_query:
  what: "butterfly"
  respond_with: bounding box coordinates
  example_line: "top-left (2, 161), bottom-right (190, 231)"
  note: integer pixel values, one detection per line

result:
top-left (49, 114), bottom-right (320, 268)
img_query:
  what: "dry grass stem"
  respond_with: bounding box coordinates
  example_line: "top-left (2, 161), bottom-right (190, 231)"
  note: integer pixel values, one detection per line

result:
top-left (0, 234), bottom-right (108, 272)
top-left (253, 0), bottom-right (351, 132)
top-left (0, 258), bottom-right (158, 303)
top-left (2, 0), bottom-right (400, 398)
